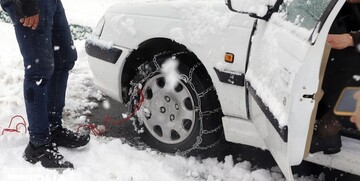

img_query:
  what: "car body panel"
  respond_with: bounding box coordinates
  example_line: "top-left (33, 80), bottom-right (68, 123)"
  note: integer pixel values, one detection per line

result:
top-left (289, 0), bottom-right (344, 164)
top-left (243, 0), bottom-right (344, 179)
top-left (222, 116), bottom-right (267, 149)
top-left (88, 45), bottom-right (130, 102)
top-left (305, 136), bottom-right (360, 176)
top-left (87, 0), bottom-right (360, 178)
top-left (91, 1), bottom-right (256, 118)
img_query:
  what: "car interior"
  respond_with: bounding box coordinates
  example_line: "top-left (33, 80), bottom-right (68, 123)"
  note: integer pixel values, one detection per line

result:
top-left (319, 2), bottom-right (360, 140)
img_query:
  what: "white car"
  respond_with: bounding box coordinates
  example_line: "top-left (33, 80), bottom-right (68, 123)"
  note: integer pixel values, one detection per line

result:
top-left (86, 0), bottom-right (360, 180)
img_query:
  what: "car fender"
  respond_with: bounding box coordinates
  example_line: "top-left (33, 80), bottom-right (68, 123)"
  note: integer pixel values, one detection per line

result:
top-left (100, 1), bottom-right (255, 118)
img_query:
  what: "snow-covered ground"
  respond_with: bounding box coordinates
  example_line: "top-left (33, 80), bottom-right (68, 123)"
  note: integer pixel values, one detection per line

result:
top-left (0, 0), bottom-right (320, 180)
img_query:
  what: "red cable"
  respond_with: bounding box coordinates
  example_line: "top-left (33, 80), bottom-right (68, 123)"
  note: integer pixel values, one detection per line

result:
top-left (1, 90), bottom-right (144, 137)
top-left (1, 115), bottom-right (27, 135)
top-left (77, 89), bottom-right (145, 136)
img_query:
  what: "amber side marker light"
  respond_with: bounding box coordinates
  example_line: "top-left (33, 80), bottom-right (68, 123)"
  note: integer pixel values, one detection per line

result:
top-left (225, 52), bottom-right (234, 63)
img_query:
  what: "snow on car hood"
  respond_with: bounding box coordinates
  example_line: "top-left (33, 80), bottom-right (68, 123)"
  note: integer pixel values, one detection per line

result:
top-left (100, 0), bottom-right (239, 49)
top-left (106, 0), bottom-right (228, 21)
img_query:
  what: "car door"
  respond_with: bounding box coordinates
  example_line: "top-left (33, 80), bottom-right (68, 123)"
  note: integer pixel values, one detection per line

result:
top-left (227, 0), bottom-right (343, 180)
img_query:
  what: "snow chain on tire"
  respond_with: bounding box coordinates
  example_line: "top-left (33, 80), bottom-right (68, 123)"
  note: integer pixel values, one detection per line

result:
top-left (128, 51), bottom-right (223, 156)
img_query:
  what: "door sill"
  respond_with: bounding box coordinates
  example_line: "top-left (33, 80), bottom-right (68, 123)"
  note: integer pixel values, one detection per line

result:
top-left (305, 136), bottom-right (360, 176)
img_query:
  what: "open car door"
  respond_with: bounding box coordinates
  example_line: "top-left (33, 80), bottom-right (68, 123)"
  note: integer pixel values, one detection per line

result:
top-left (227, 0), bottom-right (343, 180)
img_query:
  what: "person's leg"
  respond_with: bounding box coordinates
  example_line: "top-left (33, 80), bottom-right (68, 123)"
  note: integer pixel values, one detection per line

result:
top-left (312, 47), bottom-right (360, 154)
top-left (47, 0), bottom-right (77, 129)
top-left (3, 1), bottom-right (56, 146)
top-left (48, 0), bottom-right (90, 148)
top-left (2, 1), bottom-right (73, 169)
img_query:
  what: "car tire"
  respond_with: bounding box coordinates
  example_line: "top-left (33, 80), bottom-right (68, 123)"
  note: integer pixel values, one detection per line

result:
top-left (128, 51), bottom-right (223, 156)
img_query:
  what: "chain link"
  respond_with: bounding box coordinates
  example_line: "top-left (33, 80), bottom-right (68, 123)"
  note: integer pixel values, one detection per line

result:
top-left (200, 108), bottom-right (222, 117)
top-left (198, 86), bottom-right (215, 98)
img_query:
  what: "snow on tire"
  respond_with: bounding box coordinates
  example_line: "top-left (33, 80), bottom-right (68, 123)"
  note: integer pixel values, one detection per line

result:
top-left (128, 51), bottom-right (223, 156)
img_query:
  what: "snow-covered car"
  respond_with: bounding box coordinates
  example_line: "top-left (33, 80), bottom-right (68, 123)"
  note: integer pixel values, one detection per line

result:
top-left (86, 0), bottom-right (360, 180)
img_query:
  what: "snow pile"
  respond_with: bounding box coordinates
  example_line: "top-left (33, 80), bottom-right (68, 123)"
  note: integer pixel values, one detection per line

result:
top-left (0, 29), bottom-right (25, 122)
top-left (161, 57), bottom-right (180, 90)
top-left (1, 133), bottom-right (315, 181)
top-left (62, 40), bottom-right (105, 127)
top-left (86, 35), bottom-right (114, 50)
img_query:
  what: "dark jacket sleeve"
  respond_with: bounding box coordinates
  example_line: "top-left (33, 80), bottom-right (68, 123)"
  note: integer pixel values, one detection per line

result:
top-left (6, 0), bottom-right (39, 18)
top-left (15, 0), bottom-right (39, 18)
top-left (0, 0), bottom-right (12, 5)
top-left (0, 0), bottom-right (12, 8)
top-left (350, 31), bottom-right (360, 51)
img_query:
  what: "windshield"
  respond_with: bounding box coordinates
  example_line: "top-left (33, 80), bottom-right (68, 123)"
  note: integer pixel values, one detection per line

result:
top-left (280, 0), bottom-right (332, 30)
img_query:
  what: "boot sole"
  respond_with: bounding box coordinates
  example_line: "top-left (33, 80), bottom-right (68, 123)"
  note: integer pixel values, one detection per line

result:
top-left (53, 136), bottom-right (90, 148)
top-left (23, 153), bottom-right (40, 164)
top-left (323, 147), bottom-right (341, 154)
top-left (23, 152), bottom-right (74, 170)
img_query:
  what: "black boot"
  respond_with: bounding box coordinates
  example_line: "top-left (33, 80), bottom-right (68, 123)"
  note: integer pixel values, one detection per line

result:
top-left (51, 126), bottom-right (90, 148)
top-left (317, 112), bottom-right (342, 138)
top-left (311, 111), bottom-right (342, 154)
top-left (310, 132), bottom-right (342, 154)
top-left (23, 142), bottom-right (74, 169)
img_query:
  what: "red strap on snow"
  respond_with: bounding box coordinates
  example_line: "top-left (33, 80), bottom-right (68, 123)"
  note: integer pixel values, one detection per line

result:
top-left (1, 115), bottom-right (27, 135)
top-left (77, 89), bottom-right (145, 136)
top-left (1, 90), bottom-right (144, 137)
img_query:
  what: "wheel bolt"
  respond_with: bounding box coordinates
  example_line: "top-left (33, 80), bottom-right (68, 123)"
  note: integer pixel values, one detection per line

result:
top-left (165, 96), bottom-right (171, 102)
top-left (170, 114), bottom-right (175, 121)
top-left (160, 107), bottom-right (166, 113)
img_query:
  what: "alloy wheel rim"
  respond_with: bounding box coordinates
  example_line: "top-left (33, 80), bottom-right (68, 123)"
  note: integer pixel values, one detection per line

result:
top-left (139, 74), bottom-right (196, 144)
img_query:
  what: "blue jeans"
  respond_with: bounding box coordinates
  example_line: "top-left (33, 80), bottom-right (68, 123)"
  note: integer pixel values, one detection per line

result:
top-left (2, 0), bottom-right (77, 145)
